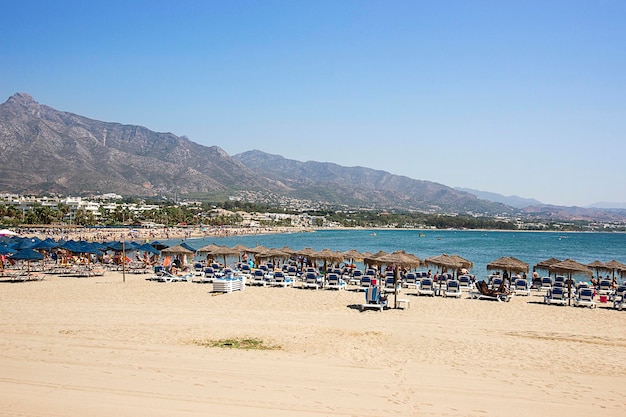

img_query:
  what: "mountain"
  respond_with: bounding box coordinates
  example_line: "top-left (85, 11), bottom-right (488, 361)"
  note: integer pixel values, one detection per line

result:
top-left (586, 202), bottom-right (626, 209)
top-left (455, 188), bottom-right (543, 209)
top-left (235, 150), bottom-right (514, 214)
top-left (0, 93), bottom-right (281, 196)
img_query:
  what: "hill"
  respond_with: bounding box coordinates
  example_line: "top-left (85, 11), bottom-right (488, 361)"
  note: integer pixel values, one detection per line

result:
top-left (455, 187), bottom-right (543, 209)
top-left (235, 150), bottom-right (514, 215)
top-left (0, 93), bottom-right (280, 196)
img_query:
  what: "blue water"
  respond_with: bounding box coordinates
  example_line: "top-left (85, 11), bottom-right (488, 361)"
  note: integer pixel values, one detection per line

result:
top-left (168, 230), bottom-right (625, 280)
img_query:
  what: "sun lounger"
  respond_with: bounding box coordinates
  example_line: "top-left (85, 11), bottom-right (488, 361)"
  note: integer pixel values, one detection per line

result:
top-left (544, 286), bottom-right (568, 306)
top-left (470, 280), bottom-right (512, 302)
top-left (540, 277), bottom-right (553, 291)
top-left (250, 269), bottom-right (268, 286)
top-left (359, 275), bottom-right (373, 291)
top-left (443, 279), bottom-right (462, 298)
top-left (417, 278), bottom-right (435, 296)
top-left (612, 286), bottom-right (626, 310)
top-left (383, 276), bottom-right (399, 294)
top-left (458, 275), bottom-right (472, 291)
top-left (325, 272), bottom-right (346, 290)
top-left (597, 280), bottom-right (612, 296)
top-left (573, 287), bottom-right (596, 308)
top-left (271, 271), bottom-right (293, 287)
top-left (513, 279), bottom-right (531, 296)
top-left (403, 272), bottom-right (418, 289)
top-left (213, 275), bottom-right (245, 293)
top-left (303, 271), bottom-right (322, 289)
top-left (348, 269), bottom-right (363, 286)
top-left (360, 286), bottom-right (388, 312)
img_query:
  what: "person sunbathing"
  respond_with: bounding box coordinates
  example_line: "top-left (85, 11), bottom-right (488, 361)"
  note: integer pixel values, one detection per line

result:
top-left (477, 280), bottom-right (510, 296)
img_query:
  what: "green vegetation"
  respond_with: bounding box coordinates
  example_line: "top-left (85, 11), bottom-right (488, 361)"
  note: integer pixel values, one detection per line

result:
top-left (190, 337), bottom-right (281, 350)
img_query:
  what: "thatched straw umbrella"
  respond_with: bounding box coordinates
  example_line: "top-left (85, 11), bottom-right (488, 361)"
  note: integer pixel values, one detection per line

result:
top-left (314, 248), bottom-right (344, 275)
top-left (375, 250), bottom-right (421, 308)
top-left (210, 245), bottom-right (242, 266)
top-left (425, 253), bottom-right (471, 276)
top-left (534, 257), bottom-right (561, 272)
top-left (549, 259), bottom-right (593, 305)
top-left (161, 244), bottom-right (196, 268)
top-left (255, 247), bottom-right (291, 267)
top-left (294, 247), bottom-right (317, 268)
top-left (603, 260), bottom-right (626, 279)
top-left (586, 260), bottom-right (608, 280)
top-left (342, 249), bottom-right (364, 267)
top-left (486, 256), bottom-right (529, 283)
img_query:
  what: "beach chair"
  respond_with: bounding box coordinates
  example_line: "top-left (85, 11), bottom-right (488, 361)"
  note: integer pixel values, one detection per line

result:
top-left (540, 277), bottom-right (553, 291)
top-left (201, 267), bottom-right (215, 283)
top-left (597, 280), bottom-right (612, 296)
top-left (458, 275), bottom-right (472, 291)
top-left (489, 276), bottom-right (503, 290)
top-left (544, 286), bottom-right (568, 306)
top-left (443, 279), bottom-right (462, 298)
top-left (513, 279), bottom-right (531, 296)
top-left (271, 270), bottom-right (293, 287)
top-left (573, 287), bottom-right (596, 308)
top-left (250, 269), bottom-right (267, 286)
top-left (286, 265), bottom-right (298, 277)
top-left (325, 272), bottom-right (346, 290)
top-left (613, 286), bottom-right (626, 310)
top-left (554, 276), bottom-right (566, 287)
top-left (417, 278), bottom-right (435, 297)
top-left (470, 280), bottom-right (512, 302)
top-left (404, 272), bottom-right (418, 289)
top-left (349, 269), bottom-right (363, 286)
top-left (359, 275), bottom-right (373, 292)
top-left (360, 286), bottom-right (388, 312)
top-left (383, 276), bottom-right (398, 294)
top-left (303, 271), bottom-right (322, 289)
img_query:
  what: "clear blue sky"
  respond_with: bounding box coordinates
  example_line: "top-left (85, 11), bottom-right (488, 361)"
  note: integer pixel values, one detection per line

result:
top-left (2, 1), bottom-right (625, 207)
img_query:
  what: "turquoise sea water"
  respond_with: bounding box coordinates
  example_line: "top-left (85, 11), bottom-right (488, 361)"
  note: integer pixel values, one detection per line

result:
top-left (169, 230), bottom-right (625, 280)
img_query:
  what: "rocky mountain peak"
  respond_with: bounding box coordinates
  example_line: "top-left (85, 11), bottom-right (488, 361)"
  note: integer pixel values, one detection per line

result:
top-left (5, 92), bottom-right (37, 106)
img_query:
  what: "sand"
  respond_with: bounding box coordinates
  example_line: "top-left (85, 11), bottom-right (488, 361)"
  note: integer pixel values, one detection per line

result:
top-left (1, 272), bottom-right (624, 417)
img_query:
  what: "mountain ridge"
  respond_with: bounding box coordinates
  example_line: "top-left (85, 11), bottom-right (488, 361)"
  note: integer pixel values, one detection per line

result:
top-left (0, 92), bottom-right (281, 196)
top-left (234, 150), bottom-right (514, 214)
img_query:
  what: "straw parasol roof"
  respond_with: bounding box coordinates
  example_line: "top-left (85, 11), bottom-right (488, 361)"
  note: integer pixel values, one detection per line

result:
top-left (587, 260), bottom-right (608, 277)
top-left (602, 259), bottom-right (626, 278)
top-left (314, 248), bottom-right (344, 263)
top-left (533, 257), bottom-right (561, 271)
top-left (231, 244), bottom-right (251, 253)
top-left (486, 256), bottom-right (529, 274)
top-left (196, 243), bottom-right (221, 254)
top-left (549, 259), bottom-right (593, 277)
top-left (256, 247), bottom-right (291, 260)
top-left (161, 244), bottom-right (195, 256)
top-left (375, 250), bottom-right (421, 268)
top-left (296, 247), bottom-right (318, 258)
top-left (248, 245), bottom-right (269, 254)
top-left (342, 249), bottom-right (365, 261)
top-left (425, 253), bottom-right (470, 270)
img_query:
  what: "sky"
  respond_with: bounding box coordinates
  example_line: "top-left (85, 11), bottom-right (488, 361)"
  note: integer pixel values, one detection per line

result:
top-left (1, 0), bottom-right (625, 207)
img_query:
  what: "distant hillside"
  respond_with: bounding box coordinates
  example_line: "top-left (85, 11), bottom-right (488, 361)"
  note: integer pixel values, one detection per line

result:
top-left (520, 204), bottom-right (626, 222)
top-left (235, 150), bottom-right (515, 215)
top-left (455, 188), bottom-right (543, 209)
top-left (586, 202), bottom-right (626, 209)
top-left (0, 93), bottom-right (281, 196)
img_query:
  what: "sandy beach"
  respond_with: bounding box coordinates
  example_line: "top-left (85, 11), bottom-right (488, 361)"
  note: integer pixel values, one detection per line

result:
top-left (1, 272), bottom-right (624, 417)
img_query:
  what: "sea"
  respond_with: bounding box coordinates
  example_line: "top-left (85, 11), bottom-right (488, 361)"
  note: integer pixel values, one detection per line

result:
top-left (167, 229), bottom-right (625, 281)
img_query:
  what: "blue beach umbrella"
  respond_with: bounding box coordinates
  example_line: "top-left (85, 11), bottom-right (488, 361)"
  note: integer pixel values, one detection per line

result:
top-left (9, 248), bottom-right (45, 273)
